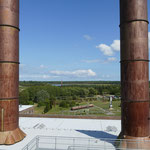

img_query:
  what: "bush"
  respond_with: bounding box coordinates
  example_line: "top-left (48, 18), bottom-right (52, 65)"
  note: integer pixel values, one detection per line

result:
top-left (44, 104), bottom-right (50, 113)
top-left (89, 88), bottom-right (97, 97)
top-left (19, 90), bottom-right (29, 105)
top-left (37, 101), bottom-right (45, 107)
top-left (59, 101), bottom-right (68, 108)
top-left (69, 101), bottom-right (76, 107)
top-left (72, 95), bottom-right (78, 100)
top-left (49, 100), bottom-right (53, 109)
top-left (28, 101), bottom-right (34, 105)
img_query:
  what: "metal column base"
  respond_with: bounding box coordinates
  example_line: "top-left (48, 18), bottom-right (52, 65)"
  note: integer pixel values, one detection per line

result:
top-left (116, 133), bottom-right (150, 149)
top-left (0, 128), bottom-right (26, 145)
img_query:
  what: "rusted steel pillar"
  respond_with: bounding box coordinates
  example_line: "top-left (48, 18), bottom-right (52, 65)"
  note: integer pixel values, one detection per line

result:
top-left (0, 0), bottom-right (26, 145)
top-left (119, 0), bottom-right (150, 147)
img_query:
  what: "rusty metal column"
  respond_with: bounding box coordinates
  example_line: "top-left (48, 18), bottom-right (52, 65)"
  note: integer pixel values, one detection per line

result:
top-left (0, 0), bottom-right (26, 145)
top-left (120, 0), bottom-right (150, 145)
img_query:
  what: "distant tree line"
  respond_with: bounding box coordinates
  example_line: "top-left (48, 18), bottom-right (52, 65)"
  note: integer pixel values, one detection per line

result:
top-left (19, 82), bottom-right (121, 113)
top-left (19, 81), bottom-right (121, 86)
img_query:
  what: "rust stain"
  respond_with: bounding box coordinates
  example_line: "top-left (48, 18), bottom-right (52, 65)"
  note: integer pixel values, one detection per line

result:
top-left (120, 0), bottom-right (149, 137)
top-left (0, 0), bottom-right (25, 144)
top-left (1, 108), bottom-right (4, 132)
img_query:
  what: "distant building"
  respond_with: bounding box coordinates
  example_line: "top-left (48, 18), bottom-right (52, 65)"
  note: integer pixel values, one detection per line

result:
top-left (19, 105), bottom-right (34, 114)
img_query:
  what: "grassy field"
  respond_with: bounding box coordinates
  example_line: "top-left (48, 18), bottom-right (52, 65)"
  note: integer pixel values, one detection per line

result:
top-left (34, 100), bottom-right (121, 116)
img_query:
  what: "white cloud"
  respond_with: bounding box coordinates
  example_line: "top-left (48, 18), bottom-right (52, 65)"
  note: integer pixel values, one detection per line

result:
top-left (19, 65), bottom-right (97, 80)
top-left (107, 57), bottom-right (117, 62)
top-left (111, 40), bottom-right (120, 51)
top-left (40, 64), bottom-right (47, 69)
top-left (83, 34), bottom-right (92, 41)
top-left (20, 74), bottom-right (58, 79)
top-left (74, 69), bottom-right (96, 77)
top-left (96, 44), bottom-right (113, 56)
top-left (42, 75), bottom-right (52, 79)
top-left (50, 69), bottom-right (96, 77)
top-left (96, 40), bottom-right (120, 56)
top-left (83, 59), bottom-right (100, 63)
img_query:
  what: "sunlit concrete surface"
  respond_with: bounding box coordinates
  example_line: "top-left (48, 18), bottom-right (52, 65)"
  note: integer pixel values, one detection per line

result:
top-left (0, 117), bottom-right (121, 150)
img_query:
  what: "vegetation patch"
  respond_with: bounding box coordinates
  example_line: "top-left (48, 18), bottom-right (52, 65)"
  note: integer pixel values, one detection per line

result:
top-left (19, 81), bottom-right (121, 116)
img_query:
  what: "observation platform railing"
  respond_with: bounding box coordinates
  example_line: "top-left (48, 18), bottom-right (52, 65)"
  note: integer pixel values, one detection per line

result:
top-left (22, 135), bottom-right (150, 150)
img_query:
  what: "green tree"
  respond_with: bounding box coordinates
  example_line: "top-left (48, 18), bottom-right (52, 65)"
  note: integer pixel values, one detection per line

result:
top-left (79, 88), bottom-right (89, 98)
top-left (102, 89), bottom-right (110, 95)
top-left (44, 99), bottom-right (50, 113)
top-left (59, 101), bottom-right (68, 108)
top-left (72, 95), bottom-right (78, 100)
top-left (19, 90), bottom-right (29, 104)
top-left (89, 88), bottom-right (97, 97)
top-left (69, 101), bottom-right (76, 107)
top-left (50, 95), bottom-right (56, 107)
top-left (28, 86), bottom-right (37, 101)
top-left (36, 90), bottom-right (50, 102)
top-left (36, 90), bottom-right (50, 107)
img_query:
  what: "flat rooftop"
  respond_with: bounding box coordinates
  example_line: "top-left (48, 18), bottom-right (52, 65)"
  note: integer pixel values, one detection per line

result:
top-left (19, 105), bottom-right (33, 112)
top-left (0, 117), bottom-right (121, 150)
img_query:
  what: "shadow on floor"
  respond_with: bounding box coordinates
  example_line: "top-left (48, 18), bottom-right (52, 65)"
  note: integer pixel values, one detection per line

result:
top-left (76, 130), bottom-right (118, 146)
top-left (76, 130), bottom-right (117, 139)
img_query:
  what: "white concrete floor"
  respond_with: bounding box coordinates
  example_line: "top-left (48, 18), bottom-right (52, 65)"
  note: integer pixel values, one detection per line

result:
top-left (0, 117), bottom-right (121, 150)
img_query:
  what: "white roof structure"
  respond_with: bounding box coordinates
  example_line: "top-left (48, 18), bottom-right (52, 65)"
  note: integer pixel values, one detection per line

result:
top-left (0, 117), bottom-right (121, 150)
top-left (19, 105), bottom-right (33, 112)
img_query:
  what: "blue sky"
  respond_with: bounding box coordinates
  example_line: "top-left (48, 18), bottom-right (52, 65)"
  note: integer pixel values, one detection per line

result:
top-left (19, 0), bottom-right (150, 81)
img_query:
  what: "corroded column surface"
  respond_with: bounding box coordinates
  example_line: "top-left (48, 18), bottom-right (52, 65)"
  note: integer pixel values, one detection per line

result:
top-left (0, 0), bottom-right (26, 145)
top-left (120, 0), bottom-right (150, 146)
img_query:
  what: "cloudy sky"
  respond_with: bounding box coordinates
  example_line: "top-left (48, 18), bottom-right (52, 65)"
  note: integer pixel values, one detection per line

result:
top-left (19, 0), bottom-right (150, 81)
